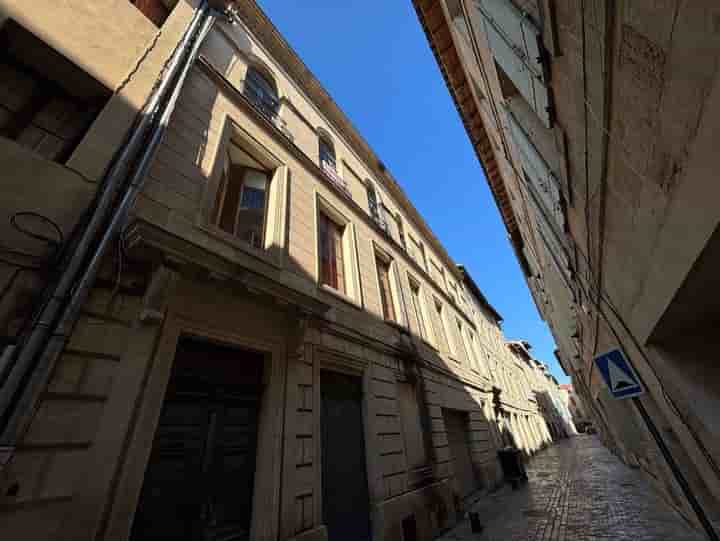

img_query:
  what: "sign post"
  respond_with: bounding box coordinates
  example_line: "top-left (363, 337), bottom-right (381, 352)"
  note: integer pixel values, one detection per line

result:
top-left (593, 348), bottom-right (718, 540)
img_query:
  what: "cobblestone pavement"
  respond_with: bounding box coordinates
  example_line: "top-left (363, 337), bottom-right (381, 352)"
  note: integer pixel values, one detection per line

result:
top-left (439, 435), bottom-right (704, 541)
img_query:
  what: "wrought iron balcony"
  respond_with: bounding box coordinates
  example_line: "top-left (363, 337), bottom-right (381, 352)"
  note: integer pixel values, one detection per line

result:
top-left (320, 159), bottom-right (351, 197)
top-left (242, 78), bottom-right (293, 141)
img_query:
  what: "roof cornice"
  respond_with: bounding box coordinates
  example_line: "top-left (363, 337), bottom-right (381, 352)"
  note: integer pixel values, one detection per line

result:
top-left (411, 0), bottom-right (518, 238)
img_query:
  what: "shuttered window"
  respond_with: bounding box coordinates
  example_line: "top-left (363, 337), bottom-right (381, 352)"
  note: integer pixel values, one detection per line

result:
top-left (433, 300), bottom-right (451, 353)
top-left (476, 0), bottom-right (551, 126)
top-left (318, 212), bottom-right (346, 293)
top-left (394, 214), bottom-right (406, 249)
top-left (506, 108), bottom-right (564, 232)
top-left (409, 279), bottom-right (427, 341)
top-left (0, 20), bottom-right (109, 163)
top-left (469, 331), bottom-right (483, 374)
top-left (448, 281), bottom-right (459, 304)
top-left (129, 0), bottom-right (170, 27)
top-left (407, 235), bottom-right (426, 270)
top-left (455, 318), bottom-right (469, 363)
top-left (376, 255), bottom-right (396, 322)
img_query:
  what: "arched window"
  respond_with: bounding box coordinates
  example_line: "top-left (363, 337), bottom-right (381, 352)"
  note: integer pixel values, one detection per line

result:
top-left (366, 183), bottom-right (380, 220)
top-left (366, 181), bottom-right (388, 230)
top-left (244, 65), bottom-right (279, 118)
top-left (318, 133), bottom-right (336, 172)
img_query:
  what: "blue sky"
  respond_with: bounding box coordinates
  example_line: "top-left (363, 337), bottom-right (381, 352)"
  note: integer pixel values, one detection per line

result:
top-left (257, 1), bottom-right (568, 382)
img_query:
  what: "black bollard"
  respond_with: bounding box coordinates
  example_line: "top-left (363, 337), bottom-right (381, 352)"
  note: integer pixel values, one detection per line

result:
top-left (469, 511), bottom-right (483, 534)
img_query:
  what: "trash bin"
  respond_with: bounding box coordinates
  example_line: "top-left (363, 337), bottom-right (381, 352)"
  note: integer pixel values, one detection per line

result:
top-left (497, 447), bottom-right (527, 489)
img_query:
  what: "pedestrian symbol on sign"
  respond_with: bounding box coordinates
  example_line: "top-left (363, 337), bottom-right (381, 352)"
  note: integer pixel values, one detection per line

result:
top-left (594, 349), bottom-right (644, 399)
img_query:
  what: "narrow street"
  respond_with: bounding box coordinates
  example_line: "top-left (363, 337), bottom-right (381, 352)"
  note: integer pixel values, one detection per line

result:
top-left (441, 436), bottom-right (704, 541)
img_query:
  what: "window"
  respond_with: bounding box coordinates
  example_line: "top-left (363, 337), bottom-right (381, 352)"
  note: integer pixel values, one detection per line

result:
top-left (477, 0), bottom-right (550, 126)
top-left (375, 255), bottom-right (396, 322)
top-left (409, 278), bottom-right (428, 341)
top-left (433, 299), bottom-right (450, 353)
top-left (382, 204), bottom-right (401, 243)
top-left (398, 381), bottom-right (427, 469)
top-left (318, 211), bottom-right (346, 293)
top-left (366, 183), bottom-right (386, 229)
top-left (429, 260), bottom-right (445, 289)
top-left (128, 0), bottom-right (170, 27)
top-left (319, 134), bottom-right (336, 172)
top-left (394, 213), bottom-right (406, 249)
top-left (469, 331), bottom-right (484, 374)
top-left (448, 281), bottom-right (459, 304)
top-left (243, 66), bottom-right (279, 119)
top-left (0, 20), bottom-right (110, 163)
top-left (318, 132), bottom-right (349, 194)
top-left (455, 318), bottom-right (469, 362)
top-left (408, 235), bottom-right (426, 270)
top-left (212, 142), bottom-right (271, 249)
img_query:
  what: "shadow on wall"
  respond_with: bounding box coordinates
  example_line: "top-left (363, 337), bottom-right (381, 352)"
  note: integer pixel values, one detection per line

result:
top-left (535, 390), bottom-right (570, 440)
top-left (0, 10), bottom-right (559, 541)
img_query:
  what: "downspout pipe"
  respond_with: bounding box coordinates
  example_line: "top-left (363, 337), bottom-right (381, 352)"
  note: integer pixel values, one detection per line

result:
top-left (0, 2), bottom-right (218, 461)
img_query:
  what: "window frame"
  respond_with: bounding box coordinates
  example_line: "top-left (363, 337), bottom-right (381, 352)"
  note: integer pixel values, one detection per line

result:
top-left (212, 160), bottom-right (271, 249)
top-left (318, 132), bottom-right (337, 172)
top-left (454, 317), bottom-right (469, 365)
top-left (371, 243), bottom-right (406, 327)
top-left (0, 19), bottom-right (110, 164)
top-left (432, 297), bottom-right (452, 355)
top-left (374, 252), bottom-right (396, 323)
top-left (318, 211), bottom-right (347, 294)
top-left (407, 274), bottom-right (430, 343)
top-left (315, 194), bottom-right (362, 306)
top-left (201, 119), bottom-right (289, 268)
top-left (243, 65), bottom-right (280, 119)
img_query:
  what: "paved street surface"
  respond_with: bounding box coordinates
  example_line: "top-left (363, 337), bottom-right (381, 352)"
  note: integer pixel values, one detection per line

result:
top-left (440, 436), bottom-right (704, 541)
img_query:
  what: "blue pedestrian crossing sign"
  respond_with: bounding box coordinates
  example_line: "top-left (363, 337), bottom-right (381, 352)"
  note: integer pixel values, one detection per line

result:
top-left (594, 349), bottom-right (644, 399)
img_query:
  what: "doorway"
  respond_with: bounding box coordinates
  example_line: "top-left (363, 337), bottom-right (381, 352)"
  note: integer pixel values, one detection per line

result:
top-left (130, 337), bottom-right (265, 541)
top-left (320, 370), bottom-right (372, 541)
top-left (443, 408), bottom-right (478, 501)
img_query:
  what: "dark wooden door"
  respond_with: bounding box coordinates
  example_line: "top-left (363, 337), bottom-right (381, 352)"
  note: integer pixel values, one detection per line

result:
top-left (320, 371), bottom-right (371, 541)
top-left (443, 409), bottom-right (477, 501)
top-left (130, 338), bottom-right (264, 541)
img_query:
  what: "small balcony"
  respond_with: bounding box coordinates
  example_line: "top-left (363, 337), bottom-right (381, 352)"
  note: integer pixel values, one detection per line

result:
top-left (242, 77), bottom-right (293, 141)
top-left (320, 158), bottom-right (351, 197)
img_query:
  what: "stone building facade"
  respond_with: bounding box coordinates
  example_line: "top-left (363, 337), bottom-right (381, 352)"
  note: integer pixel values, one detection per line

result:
top-left (560, 384), bottom-right (590, 432)
top-left (413, 0), bottom-right (720, 535)
top-left (0, 1), bottom-right (565, 540)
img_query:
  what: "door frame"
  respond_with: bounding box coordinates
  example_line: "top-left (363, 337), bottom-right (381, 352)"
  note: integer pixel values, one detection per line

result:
top-left (103, 313), bottom-right (286, 541)
top-left (317, 348), bottom-right (376, 539)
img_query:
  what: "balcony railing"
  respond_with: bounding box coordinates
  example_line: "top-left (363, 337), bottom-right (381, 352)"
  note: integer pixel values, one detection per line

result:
top-left (242, 78), bottom-right (293, 141)
top-left (320, 159), bottom-right (351, 197)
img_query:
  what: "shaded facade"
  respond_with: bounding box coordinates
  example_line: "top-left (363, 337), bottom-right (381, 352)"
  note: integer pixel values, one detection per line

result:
top-left (0, 1), bottom-right (569, 540)
top-left (413, 0), bottom-right (720, 534)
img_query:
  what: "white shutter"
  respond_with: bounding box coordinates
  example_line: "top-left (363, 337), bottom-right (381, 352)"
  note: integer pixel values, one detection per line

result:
top-left (505, 107), bottom-right (565, 231)
top-left (475, 0), bottom-right (551, 126)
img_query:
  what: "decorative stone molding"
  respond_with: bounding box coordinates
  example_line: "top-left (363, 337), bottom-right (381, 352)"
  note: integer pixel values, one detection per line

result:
top-left (139, 264), bottom-right (180, 324)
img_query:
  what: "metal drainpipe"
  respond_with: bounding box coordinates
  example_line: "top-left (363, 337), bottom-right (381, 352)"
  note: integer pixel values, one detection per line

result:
top-left (0, 2), bottom-right (217, 463)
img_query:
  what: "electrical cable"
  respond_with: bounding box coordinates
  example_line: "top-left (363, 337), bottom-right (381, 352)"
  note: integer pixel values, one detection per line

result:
top-left (0, 212), bottom-right (64, 270)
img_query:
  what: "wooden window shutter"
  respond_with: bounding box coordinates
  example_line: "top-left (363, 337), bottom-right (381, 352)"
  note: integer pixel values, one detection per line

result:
top-left (376, 257), bottom-right (395, 322)
top-left (333, 221), bottom-right (345, 293)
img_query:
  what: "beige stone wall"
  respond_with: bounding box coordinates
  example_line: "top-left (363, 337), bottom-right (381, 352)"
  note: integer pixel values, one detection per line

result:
top-left (430, 0), bottom-right (720, 527)
top-left (0, 2), bottom-right (568, 540)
